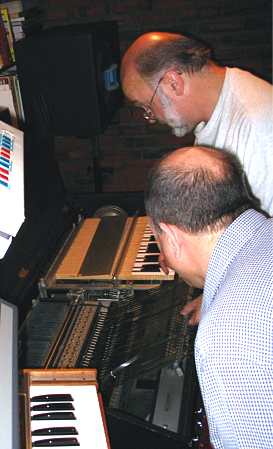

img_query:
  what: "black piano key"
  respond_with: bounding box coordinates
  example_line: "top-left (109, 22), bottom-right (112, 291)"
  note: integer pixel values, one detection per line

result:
top-left (146, 242), bottom-right (160, 253)
top-left (32, 427), bottom-right (78, 436)
top-left (32, 412), bottom-right (76, 421)
top-left (32, 437), bottom-right (80, 447)
top-left (138, 249), bottom-right (159, 255)
top-left (140, 264), bottom-right (161, 272)
top-left (31, 403), bottom-right (75, 412)
top-left (139, 255), bottom-right (159, 263)
top-left (31, 394), bottom-right (74, 403)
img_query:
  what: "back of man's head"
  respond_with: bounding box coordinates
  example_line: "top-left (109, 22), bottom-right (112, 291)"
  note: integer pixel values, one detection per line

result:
top-left (121, 32), bottom-right (212, 82)
top-left (145, 146), bottom-right (254, 234)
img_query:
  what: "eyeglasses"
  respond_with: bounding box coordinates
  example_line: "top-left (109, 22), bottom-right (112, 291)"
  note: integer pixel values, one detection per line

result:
top-left (143, 75), bottom-right (164, 122)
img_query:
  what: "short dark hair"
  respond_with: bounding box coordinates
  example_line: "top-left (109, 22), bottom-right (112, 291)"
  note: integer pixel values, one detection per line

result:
top-left (136, 34), bottom-right (212, 81)
top-left (145, 148), bottom-right (254, 234)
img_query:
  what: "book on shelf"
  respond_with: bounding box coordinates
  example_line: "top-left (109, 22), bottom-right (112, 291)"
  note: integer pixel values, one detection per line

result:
top-left (0, 74), bottom-right (25, 128)
top-left (0, 1), bottom-right (25, 126)
top-left (9, 74), bottom-right (25, 125)
top-left (0, 1), bottom-right (23, 19)
top-left (10, 16), bottom-right (25, 41)
top-left (0, 13), bottom-right (13, 69)
top-left (0, 76), bottom-right (17, 127)
top-left (0, 1), bottom-right (25, 44)
top-left (0, 8), bottom-right (15, 63)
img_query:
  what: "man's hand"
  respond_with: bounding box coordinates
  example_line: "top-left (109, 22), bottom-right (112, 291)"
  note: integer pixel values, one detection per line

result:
top-left (159, 253), bottom-right (169, 274)
top-left (159, 252), bottom-right (202, 326)
top-left (180, 294), bottom-right (202, 326)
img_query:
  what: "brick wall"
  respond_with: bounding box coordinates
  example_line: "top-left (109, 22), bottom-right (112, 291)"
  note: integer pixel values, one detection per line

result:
top-left (22, 0), bottom-right (272, 195)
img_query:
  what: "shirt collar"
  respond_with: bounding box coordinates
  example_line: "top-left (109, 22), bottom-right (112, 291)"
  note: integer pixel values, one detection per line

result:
top-left (193, 67), bottom-right (230, 137)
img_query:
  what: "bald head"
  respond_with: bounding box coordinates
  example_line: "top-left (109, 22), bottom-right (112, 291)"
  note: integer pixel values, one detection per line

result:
top-left (145, 146), bottom-right (253, 234)
top-left (160, 146), bottom-right (227, 171)
top-left (121, 32), bottom-right (181, 77)
top-left (121, 31), bottom-right (211, 100)
top-left (159, 146), bottom-right (236, 185)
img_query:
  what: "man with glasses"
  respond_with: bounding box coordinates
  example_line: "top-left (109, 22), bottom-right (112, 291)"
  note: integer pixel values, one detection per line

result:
top-left (121, 31), bottom-right (273, 325)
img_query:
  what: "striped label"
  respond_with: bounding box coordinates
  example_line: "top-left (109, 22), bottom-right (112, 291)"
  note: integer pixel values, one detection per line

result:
top-left (0, 130), bottom-right (14, 188)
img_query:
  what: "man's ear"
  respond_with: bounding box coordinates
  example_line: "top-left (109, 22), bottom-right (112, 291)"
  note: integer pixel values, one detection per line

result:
top-left (162, 70), bottom-right (185, 97)
top-left (159, 222), bottom-right (183, 258)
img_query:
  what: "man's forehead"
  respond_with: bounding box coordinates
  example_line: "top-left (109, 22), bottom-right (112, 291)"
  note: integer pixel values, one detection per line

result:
top-left (121, 67), bottom-right (151, 103)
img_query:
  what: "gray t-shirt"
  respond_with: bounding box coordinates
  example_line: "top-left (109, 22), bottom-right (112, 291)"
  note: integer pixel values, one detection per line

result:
top-left (194, 67), bottom-right (273, 216)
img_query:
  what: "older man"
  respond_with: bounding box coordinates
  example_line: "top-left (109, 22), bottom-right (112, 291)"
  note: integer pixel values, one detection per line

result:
top-left (121, 31), bottom-right (273, 215)
top-left (121, 31), bottom-right (273, 324)
top-left (145, 146), bottom-right (273, 449)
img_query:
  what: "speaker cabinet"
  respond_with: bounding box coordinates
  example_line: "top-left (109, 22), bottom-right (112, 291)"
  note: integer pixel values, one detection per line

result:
top-left (15, 21), bottom-right (122, 137)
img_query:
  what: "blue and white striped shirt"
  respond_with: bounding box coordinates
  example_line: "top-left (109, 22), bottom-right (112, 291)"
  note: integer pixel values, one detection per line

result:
top-left (195, 209), bottom-right (273, 448)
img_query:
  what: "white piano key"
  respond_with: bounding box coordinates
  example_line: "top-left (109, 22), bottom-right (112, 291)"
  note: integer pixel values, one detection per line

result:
top-left (137, 249), bottom-right (160, 255)
top-left (132, 266), bottom-right (175, 275)
top-left (133, 262), bottom-right (161, 267)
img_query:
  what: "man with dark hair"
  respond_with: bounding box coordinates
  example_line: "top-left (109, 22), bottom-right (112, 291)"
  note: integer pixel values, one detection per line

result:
top-left (145, 145), bottom-right (273, 449)
top-left (121, 31), bottom-right (273, 323)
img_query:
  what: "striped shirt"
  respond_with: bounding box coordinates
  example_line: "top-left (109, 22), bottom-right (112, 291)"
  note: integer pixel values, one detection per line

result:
top-left (195, 209), bottom-right (273, 448)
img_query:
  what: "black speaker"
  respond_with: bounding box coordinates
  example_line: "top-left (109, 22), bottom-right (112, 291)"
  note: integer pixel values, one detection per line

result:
top-left (15, 21), bottom-right (122, 137)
